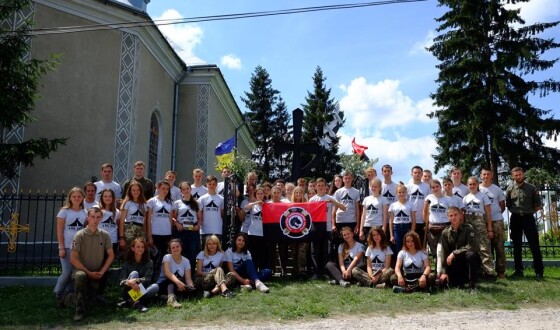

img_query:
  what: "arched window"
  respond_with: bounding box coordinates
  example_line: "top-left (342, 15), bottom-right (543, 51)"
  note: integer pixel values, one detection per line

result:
top-left (148, 112), bottom-right (160, 183)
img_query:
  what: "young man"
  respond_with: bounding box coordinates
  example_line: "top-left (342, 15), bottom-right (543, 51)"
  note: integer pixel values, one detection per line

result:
top-left (381, 164), bottom-right (397, 205)
top-left (121, 161), bottom-right (154, 200)
top-left (191, 168), bottom-right (208, 200)
top-left (83, 182), bottom-right (98, 210)
top-left (95, 163), bottom-right (122, 202)
top-left (451, 166), bottom-right (469, 199)
top-left (163, 170), bottom-right (182, 201)
top-left (296, 177), bottom-right (307, 190)
top-left (198, 175), bottom-right (224, 242)
top-left (479, 167), bottom-right (506, 278)
top-left (439, 206), bottom-right (479, 292)
top-left (407, 166), bottom-right (430, 244)
top-left (309, 177), bottom-right (346, 276)
top-left (216, 167), bottom-right (231, 196)
top-left (332, 171), bottom-right (361, 234)
top-left (422, 170), bottom-right (433, 186)
top-left (69, 207), bottom-right (114, 321)
top-left (505, 167), bottom-right (544, 280)
top-left (442, 178), bottom-right (465, 209)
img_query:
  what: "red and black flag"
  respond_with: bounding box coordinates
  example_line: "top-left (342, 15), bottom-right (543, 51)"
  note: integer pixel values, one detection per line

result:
top-left (352, 137), bottom-right (370, 161)
top-left (262, 202), bottom-right (327, 242)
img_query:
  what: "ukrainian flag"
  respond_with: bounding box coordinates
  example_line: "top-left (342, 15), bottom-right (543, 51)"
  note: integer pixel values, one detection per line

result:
top-left (215, 135), bottom-right (236, 169)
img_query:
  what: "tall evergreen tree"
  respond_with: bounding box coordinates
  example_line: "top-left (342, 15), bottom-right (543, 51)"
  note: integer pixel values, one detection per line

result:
top-left (301, 66), bottom-right (344, 179)
top-left (428, 0), bottom-right (560, 182)
top-left (0, 0), bottom-right (66, 178)
top-left (270, 97), bottom-right (292, 179)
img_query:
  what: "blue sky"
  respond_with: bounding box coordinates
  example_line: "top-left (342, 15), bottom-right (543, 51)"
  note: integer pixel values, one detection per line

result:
top-left (145, 0), bottom-right (560, 183)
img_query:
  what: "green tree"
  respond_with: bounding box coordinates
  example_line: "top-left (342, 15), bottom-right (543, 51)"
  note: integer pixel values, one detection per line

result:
top-left (0, 0), bottom-right (66, 178)
top-left (270, 97), bottom-right (292, 179)
top-left (428, 0), bottom-right (560, 183)
top-left (301, 66), bottom-right (344, 179)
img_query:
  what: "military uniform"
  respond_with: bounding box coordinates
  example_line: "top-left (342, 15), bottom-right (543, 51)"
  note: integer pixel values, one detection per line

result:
top-left (440, 223), bottom-right (479, 288)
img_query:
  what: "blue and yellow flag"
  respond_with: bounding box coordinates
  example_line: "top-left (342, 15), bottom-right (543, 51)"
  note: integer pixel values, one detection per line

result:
top-left (215, 135), bottom-right (235, 169)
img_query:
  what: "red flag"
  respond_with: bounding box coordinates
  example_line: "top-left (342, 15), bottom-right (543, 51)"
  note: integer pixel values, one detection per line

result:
top-left (262, 202), bottom-right (326, 242)
top-left (352, 137), bottom-right (368, 156)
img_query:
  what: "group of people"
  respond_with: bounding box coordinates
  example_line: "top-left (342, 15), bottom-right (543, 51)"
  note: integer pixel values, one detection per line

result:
top-left (54, 160), bottom-right (545, 321)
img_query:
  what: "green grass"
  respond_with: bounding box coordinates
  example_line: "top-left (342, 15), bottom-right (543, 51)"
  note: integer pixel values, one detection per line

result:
top-left (1, 268), bottom-right (560, 329)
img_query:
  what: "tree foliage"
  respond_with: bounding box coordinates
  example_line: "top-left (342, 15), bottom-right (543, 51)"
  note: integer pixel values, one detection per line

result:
top-left (428, 0), bottom-right (560, 183)
top-left (241, 66), bottom-right (291, 181)
top-left (301, 66), bottom-right (344, 179)
top-left (0, 0), bottom-right (66, 178)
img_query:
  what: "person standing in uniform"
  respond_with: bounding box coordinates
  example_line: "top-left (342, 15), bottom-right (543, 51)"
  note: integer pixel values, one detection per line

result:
top-left (122, 161), bottom-right (154, 201)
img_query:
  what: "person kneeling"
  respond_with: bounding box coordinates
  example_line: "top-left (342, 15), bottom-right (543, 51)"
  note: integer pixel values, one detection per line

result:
top-left (439, 207), bottom-right (479, 293)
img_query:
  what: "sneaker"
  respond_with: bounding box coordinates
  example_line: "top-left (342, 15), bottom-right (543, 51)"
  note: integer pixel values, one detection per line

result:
top-left (328, 279), bottom-right (338, 285)
top-left (255, 282), bottom-right (270, 293)
top-left (133, 302), bottom-right (149, 313)
top-left (309, 273), bottom-right (318, 280)
top-left (392, 285), bottom-right (405, 293)
top-left (73, 311), bottom-right (84, 322)
top-left (117, 300), bottom-right (131, 308)
top-left (469, 287), bottom-right (477, 295)
top-left (203, 291), bottom-right (212, 298)
top-left (375, 283), bottom-right (386, 289)
top-left (339, 280), bottom-right (351, 288)
top-left (221, 289), bottom-right (235, 298)
top-left (240, 284), bottom-right (253, 292)
top-left (536, 274), bottom-right (543, 282)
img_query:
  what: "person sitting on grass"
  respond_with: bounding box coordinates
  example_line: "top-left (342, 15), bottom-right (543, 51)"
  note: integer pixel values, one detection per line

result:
top-left (439, 207), bottom-right (479, 293)
top-left (353, 227), bottom-right (394, 288)
top-left (156, 239), bottom-right (195, 308)
top-left (118, 237), bottom-right (159, 312)
top-left (224, 232), bottom-right (271, 293)
top-left (391, 231), bottom-right (435, 293)
top-left (325, 226), bottom-right (365, 287)
top-left (195, 235), bottom-right (236, 298)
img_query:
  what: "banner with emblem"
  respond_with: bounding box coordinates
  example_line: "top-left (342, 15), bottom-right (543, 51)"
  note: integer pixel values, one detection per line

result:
top-left (262, 202), bottom-right (326, 242)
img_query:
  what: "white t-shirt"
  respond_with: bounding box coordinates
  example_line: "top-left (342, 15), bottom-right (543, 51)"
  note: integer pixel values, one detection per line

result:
top-left (246, 203), bottom-right (263, 237)
top-left (365, 246), bottom-right (393, 271)
top-left (199, 193), bottom-right (224, 235)
top-left (334, 187), bottom-right (361, 224)
top-left (452, 184), bottom-right (469, 199)
top-left (147, 197), bottom-right (173, 235)
top-left (224, 247), bottom-right (252, 268)
top-left (239, 199), bottom-right (251, 233)
top-left (309, 194), bottom-right (335, 232)
top-left (448, 194), bottom-right (465, 209)
top-left (479, 184), bottom-right (505, 221)
top-left (157, 253), bottom-right (191, 283)
top-left (155, 186), bottom-right (182, 202)
top-left (196, 251), bottom-right (224, 273)
top-left (191, 185), bottom-right (208, 200)
top-left (83, 200), bottom-right (99, 210)
top-left (57, 208), bottom-right (87, 249)
top-left (362, 195), bottom-right (388, 228)
top-left (382, 181), bottom-right (397, 204)
top-left (122, 201), bottom-right (147, 225)
top-left (94, 181), bottom-right (122, 202)
top-left (407, 182), bottom-right (430, 224)
top-left (100, 209), bottom-right (120, 243)
top-left (389, 201), bottom-right (414, 225)
top-left (397, 250), bottom-right (428, 277)
top-left (424, 194), bottom-right (453, 224)
top-left (337, 242), bottom-right (365, 268)
top-left (172, 199), bottom-right (200, 229)
top-left (463, 191), bottom-right (491, 215)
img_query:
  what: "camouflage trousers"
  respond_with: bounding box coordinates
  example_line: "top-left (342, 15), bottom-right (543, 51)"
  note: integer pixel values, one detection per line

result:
top-left (465, 214), bottom-right (497, 276)
top-left (70, 270), bottom-right (101, 312)
top-left (491, 220), bottom-right (506, 275)
top-left (390, 273), bottom-right (436, 292)
top-left (352, 267), bottom-right (395, 287)
top-left (194, 267), bottom-right (236, 291)
top-left (124, 223), bottom-right (145, 248)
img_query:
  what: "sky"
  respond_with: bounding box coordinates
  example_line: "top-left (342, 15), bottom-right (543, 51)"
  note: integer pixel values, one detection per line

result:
top-left (144, 0), bottom-right (560, 184)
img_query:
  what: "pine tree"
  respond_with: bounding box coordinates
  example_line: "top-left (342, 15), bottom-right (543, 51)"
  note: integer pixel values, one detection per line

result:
top-left (270, 97), bottom-right (292, 179)
top-left (301, 66), bottom-right (344, 179)
top-left (428, 0), bottom-right (560, 182)
top-left (0, 0), bottom-right (66, 178)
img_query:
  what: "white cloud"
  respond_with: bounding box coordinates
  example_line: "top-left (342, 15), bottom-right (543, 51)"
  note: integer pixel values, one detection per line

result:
top-left (409, 30), bottom-right (435, 55)
top-left (338, 77), bottom-right (435, 130)
top-left (506, 0), bottom-right (560, 24)
top-left (154, 9), bottom-right (205, 65)
top-left (220, 54), bottom-right (242, 70)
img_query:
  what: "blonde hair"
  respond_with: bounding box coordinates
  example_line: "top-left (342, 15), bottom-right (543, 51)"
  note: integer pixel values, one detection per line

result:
top-left (291, 186), bottom-right (307, 203)
top-left (63, 187), bottom-right (85, 209)
top-left (204, 235), bottom-right (223, 256)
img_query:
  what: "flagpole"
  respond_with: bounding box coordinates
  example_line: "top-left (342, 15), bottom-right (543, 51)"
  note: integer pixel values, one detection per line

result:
top-left (234, 120), bottom-right (248, 157)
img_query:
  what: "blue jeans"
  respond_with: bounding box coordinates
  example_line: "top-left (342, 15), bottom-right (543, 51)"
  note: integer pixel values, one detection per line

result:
top-left (53, 248), bottom-right (73, 297)
top-left (235, 259), bottom-right (272, 282)
top-left (173, 229), bottom-right (200, 269)
top-left (393, 223), bottom-right (412, 254)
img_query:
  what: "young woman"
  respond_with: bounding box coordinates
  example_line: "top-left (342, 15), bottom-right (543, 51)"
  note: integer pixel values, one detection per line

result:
top-left (224, 233), bottom-right (271, 293)
top-left (119, 181), bottom-right (148, 250)
top-left (54, 187), bottom-right (87, 305)
top-left (171, 181), bottom-right (202, 268)
top-left (354, 228), bottom-right (394, 287)
top-left (239, 183), bottom-right (256, 234)
top-left (423, 179), bottom-right (453, 270)
top-left (328, 175), bottom-right (343, 196)
top-left (291, 186), bottom-right (309, 277)
top-left (389, 183), bottom-right (416, 254)
top-left (156, 239), bottom-right (195, 308)
top-left (146, 180), bottom-right (174, 278)
top-left (243, 186), bottom-right (271, 271)
top-left (262, 182), bottom-right (272, 202)
top-left (269, 186), bottom-right (291, 277)
top-left (360, 178), bottom-right (389, 241)
top-left (118, 238), bottom-right (159, 312)
top-left (391, 231), bottom-right (434, 293)
top-left (325, 226), bottom-right (366, 287)
top-left (195, 235), bottom-right (236, 298)
top-left (99, 188), bottom-right (120, 256)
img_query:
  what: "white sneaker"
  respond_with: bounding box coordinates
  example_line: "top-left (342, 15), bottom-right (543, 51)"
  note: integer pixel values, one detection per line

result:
top-left (255, 281), bottom-right (270, 293)
top-left (240, 284), bottom-right (253, 292)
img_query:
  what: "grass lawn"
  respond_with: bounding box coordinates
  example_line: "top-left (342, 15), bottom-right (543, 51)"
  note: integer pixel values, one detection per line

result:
top-left (1, 267), bottom-right (559, 329)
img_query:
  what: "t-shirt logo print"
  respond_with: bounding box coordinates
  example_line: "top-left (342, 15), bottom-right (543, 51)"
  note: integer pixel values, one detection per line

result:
top-left (366, 204), bottom-right (379, 215)
top-left (341, 194), bottom-right (353, 203)
top-left (279, 207), bottom-right (312, 239)
top-left (205, 201), bottom-right (219, 212)
top-left (68, 218), bottom-right (84, 230)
